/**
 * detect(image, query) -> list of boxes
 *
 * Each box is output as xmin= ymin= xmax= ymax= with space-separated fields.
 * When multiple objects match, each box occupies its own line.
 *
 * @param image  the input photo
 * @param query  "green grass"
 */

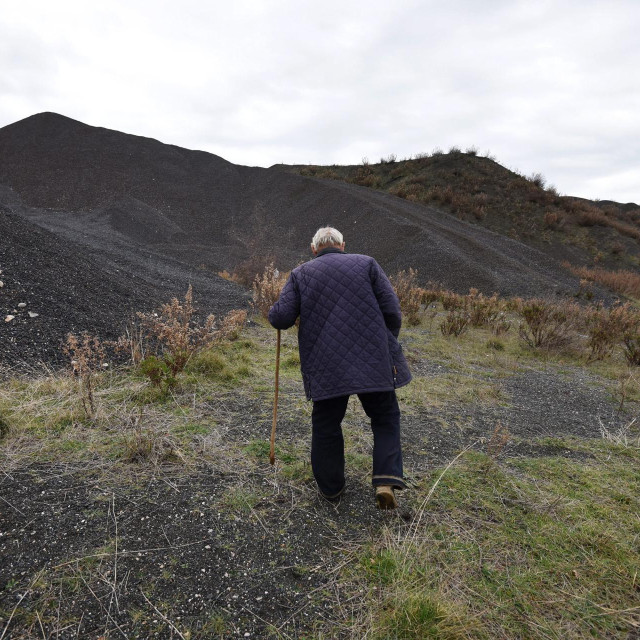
xmin=349 ymin=446 xmax=640 ymax=638
xmin=2 ymin=316 xmax=640 ymax=638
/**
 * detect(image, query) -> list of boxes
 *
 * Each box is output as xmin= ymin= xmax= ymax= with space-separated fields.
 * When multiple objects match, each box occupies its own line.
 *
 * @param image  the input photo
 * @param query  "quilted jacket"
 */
xmin=268 ymin=248 xmax=412 ymax=401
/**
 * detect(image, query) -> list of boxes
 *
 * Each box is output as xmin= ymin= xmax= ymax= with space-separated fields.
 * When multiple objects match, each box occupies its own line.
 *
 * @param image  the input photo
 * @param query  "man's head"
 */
xmin=311 ymin=227 xmax=345 ymax=255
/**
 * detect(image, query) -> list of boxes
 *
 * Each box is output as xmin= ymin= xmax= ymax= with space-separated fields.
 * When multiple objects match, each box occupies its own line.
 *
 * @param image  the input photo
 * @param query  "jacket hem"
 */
xmin=311 ymin=385 xmax=396 ymax=402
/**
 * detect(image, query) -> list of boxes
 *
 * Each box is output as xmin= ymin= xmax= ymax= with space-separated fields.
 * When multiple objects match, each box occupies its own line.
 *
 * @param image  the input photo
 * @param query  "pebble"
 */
xmin=28 ymin=312 xmax=39 ymax=318
xmin=17 ymin=303 xmax=27 ymax=308
xmin=0 ymin=281 xmax=3 ymax=288
xmin=4 ymin=315 xmax=14 ymax=322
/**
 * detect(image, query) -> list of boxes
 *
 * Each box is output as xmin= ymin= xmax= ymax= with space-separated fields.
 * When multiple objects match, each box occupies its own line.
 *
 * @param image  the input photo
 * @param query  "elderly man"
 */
xmin=268 ymin=227 xmax=411 ymax=509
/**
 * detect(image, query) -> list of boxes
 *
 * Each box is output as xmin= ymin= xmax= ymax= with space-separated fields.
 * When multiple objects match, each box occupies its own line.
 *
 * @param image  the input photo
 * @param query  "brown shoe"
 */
xmin=375 ymin=485 xmax=397 ymax=510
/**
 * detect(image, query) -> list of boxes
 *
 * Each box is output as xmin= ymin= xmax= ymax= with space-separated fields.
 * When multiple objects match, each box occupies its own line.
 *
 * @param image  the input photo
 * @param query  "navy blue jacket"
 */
xmin=268 ymin=248 xmax=412 ymax=401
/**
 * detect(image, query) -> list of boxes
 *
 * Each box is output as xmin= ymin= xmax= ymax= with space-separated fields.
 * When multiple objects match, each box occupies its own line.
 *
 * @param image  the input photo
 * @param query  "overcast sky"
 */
xmin=2 ymin=0 xmax=639 ymax=203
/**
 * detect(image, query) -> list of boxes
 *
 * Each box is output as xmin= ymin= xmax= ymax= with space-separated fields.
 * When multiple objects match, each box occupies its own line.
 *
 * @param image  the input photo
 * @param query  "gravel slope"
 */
xmin=0 ymin=205 xmax=248 ymax=369
xmin=0 ymin=113 xmax=588 ymax=296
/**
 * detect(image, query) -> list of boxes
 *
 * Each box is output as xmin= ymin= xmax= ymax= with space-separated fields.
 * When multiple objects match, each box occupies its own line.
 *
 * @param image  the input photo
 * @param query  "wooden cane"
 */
xmin=269 ymin=329 xmax=281 ymax=465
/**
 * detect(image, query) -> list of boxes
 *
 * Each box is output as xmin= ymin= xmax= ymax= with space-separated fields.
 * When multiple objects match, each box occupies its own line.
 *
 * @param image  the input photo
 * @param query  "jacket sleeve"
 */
xmin=370 ymin=260 xmax=402 ymax=337
xmin=268 ymin=272 xmax=300 ymax=330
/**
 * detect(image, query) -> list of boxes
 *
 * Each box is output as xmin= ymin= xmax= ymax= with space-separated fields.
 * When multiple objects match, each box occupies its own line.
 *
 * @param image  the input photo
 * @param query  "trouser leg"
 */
xmin=358 ymin=390 xmax=406 ymax=490
xmin=311 ymin=395 xmax=349 ymax=497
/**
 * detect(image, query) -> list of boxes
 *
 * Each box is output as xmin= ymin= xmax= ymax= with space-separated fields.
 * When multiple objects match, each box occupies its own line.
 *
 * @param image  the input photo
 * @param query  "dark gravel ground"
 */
xmin=398 ymin=366 xmax=623 ymax=472
xmin=0 ymin=112 xmax=594 ymax=296
xmin=0 ymin=462 xmax=394 ymax=639
xmin=0 ymin=335 xmax=630 ymax=638
xmin=0 ymin=112 xmax=611 ymax=370
xmin=0 ymin=205 xmax=248 ymax=370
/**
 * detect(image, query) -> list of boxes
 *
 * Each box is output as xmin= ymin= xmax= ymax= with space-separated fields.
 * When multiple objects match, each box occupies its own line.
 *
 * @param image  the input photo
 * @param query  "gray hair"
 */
xmin=311 ymin=226 xmax=344 ymax=250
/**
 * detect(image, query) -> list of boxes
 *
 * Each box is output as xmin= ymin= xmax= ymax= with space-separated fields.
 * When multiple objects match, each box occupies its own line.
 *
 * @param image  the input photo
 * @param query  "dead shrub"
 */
xmin=351 ymin=173 xmax=382 ymax=189
xmin=442 ymin=186 xmax=455 ymax=204
xmin=217 ymin=309 xmax=248 ymax=341
xmin=118 ymin=286 xmax=246 ymax=389
xmin=607 ymin=218 xmax=640 ymax=241
xmin=113 ymin=318 xmax=147 ymax=365
xmin=441 ymin=291 xmax=465 ymax=311
xmin=561 ymin=198 xmax=582 ymax=215
xmin=317 ymin=169 xmax=341 ymax=179
xmin=470 ymin=205 xmax=485 ymax=221
xmin=440 ymin=297 xmax=471 ymax=337
xmin=586 ymin=307 xmax=616 ymax=361
xmin=421 ymin=288 xmax=441 ymax=307
xmin=490 ymin=312 xmax=512 ymax=336
xmin=440 ymin=308 xmax=470 ymax=337
xmin=585 ymin=304 xmax=640 ymax=362
xmin=63 ymin=332 xmax=106 ymax=419
xmin=576 ymin=207 xmax=605 ymax=227
xmin=138 ymin=286 xmax=215 ymax=380
xmin=467 ymin=289 xmax=501 ymax=327
xmin=518 ymin=299 xmax=578 ymax=349
xmin=252 ymin=263 xmax=288 ymax=319
xmin=390 ymin=268 xmax=423 ymax=326
xmin=608 ymin=303 xmax=640 ymax=366
xmin=505 ymin=297 xmax=524 ymax=313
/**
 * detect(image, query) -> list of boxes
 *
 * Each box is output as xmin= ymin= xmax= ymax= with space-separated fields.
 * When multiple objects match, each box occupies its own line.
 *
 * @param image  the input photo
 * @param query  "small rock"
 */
xmin=0 ymin=281 xmax=4 ymax=288
xmin=4 ymin=315 xmax=15 ymax=322
xmin=28 ymin=312 xmax=39 ymax=318
xmin=17 ymin=303 xmax=27 ymax=308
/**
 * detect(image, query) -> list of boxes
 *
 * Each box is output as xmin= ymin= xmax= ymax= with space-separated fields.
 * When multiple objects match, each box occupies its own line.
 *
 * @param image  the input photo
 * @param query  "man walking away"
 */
xmin=268 ymin=227 xmax=411 ymax=509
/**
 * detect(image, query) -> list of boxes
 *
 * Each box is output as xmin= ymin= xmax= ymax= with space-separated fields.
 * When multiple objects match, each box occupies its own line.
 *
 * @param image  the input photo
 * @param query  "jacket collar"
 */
xmin=315 ymin=247 xmax=345 ymax=258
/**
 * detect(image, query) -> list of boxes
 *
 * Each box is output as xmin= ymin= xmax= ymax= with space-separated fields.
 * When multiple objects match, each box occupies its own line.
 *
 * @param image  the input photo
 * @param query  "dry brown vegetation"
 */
xmin=251 ymin=263 xmax=289 ymax=319
xmin=389 ymin=269 xmax=424 ymax=326
xmin=386 ymin=269 xmax=640 ymax=364
xmin=63 ymin=332 xmax=106 ymax=419
xmin=517 ymin=298 xmax=580 ymax=350
xmin=291 ymin=152 xmax=640 ymax=270
xmin=116 ymin=286 xmax=246 ymax=389
xmin=563 ymin=262 xmax=640 ymax=298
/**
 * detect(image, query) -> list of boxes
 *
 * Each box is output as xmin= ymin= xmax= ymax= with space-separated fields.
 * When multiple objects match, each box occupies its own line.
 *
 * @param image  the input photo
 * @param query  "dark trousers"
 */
xmin=311 ymin=390 xmax=406 ymax=497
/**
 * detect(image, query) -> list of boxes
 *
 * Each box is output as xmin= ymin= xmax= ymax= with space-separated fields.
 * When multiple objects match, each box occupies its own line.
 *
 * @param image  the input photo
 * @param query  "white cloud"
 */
xmin=0 ymin=0 xmax=638 ymax=203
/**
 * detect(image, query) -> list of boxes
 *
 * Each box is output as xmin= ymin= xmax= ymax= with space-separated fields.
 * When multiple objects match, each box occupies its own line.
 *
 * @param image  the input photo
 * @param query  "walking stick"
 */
xmin=270 ymin=329 xmax=281 ymax=465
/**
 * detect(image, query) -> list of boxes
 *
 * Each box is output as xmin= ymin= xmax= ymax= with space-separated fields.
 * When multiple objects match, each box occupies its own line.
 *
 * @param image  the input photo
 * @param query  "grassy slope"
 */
xmin=278 ymin=151 xmax=640 ymax=273
xmin=1 ymin=313 xmax=639 ymax=638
